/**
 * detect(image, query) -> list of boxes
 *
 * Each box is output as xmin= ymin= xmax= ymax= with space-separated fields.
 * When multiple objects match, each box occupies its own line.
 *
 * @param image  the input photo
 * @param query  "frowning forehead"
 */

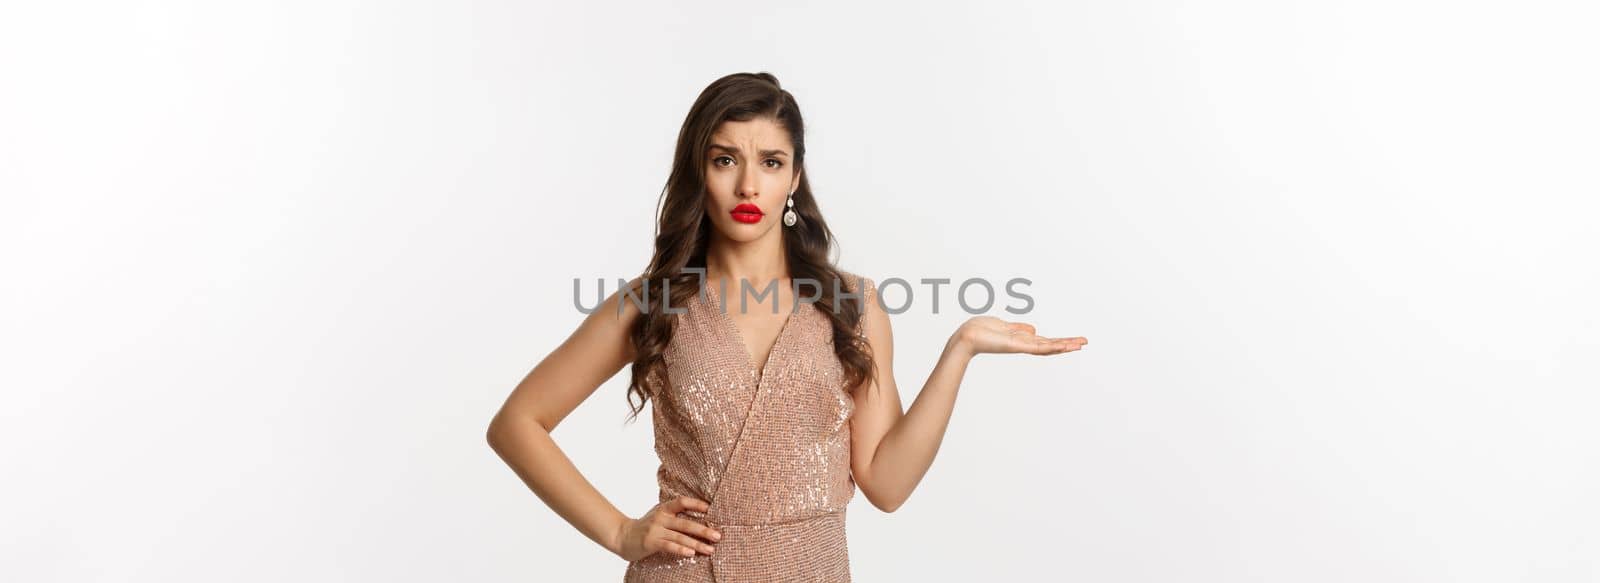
xmin=707 ymin=121 xmax=793 ymax=158
xmin=708 ymin=143 xmax=790 ymax=158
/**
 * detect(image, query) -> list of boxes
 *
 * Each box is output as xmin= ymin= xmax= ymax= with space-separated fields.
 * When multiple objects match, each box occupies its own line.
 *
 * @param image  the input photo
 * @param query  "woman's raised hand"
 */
xmin=955 ymin=316 xmax=1087 ymax=357
xmin=612 ymin=496 xmax=722 ymax=561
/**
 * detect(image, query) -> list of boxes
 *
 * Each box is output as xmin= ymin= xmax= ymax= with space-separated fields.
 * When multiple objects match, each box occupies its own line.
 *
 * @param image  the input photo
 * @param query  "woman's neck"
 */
xmin=704 ymin=231 xmax=789 ymax=288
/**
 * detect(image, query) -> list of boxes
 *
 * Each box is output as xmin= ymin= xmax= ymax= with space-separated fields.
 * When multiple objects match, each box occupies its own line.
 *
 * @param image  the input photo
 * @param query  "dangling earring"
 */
xmin=783 ymin=193 xmax=798 ymax=226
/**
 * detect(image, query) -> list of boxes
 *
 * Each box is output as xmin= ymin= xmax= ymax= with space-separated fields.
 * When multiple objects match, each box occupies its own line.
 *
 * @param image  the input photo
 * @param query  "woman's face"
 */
xmin=702 ymin=117 xmax=802 ymax=244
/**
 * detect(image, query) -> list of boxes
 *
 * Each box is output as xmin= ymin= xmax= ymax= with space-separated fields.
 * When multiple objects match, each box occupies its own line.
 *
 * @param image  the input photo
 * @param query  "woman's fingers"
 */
xmin=645 ymin=497 xmax=719 ymax=557
xmin=1006 ymin=333 xmax=1053 ymax=354
xmin=670 ymin=496 xmax=709 ymax=513
xmin=654 ymin=538 xmax=697 ymax=557
xmin=656 ymin=525 xmax=715 ymax=555
xmin=667 ymin=516 xmax=722 ymax=544
xmin=661 ymin=496 xmax=710 ymax=516
xmin=1051 ymin=337 xmax=1088 ymax=353
xmin=1032 ymin=337 xmax=1065 ymax=355
xmin=1043 ymin=336 xmax=1087 ymax=352
xmin=1007 ymin=332 xmax=1087 ymax=355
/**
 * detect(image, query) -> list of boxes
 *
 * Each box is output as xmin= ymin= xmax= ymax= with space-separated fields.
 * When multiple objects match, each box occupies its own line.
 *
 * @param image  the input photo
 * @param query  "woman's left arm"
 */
xmin=849 ymin=281 xmax=1087 ymax=512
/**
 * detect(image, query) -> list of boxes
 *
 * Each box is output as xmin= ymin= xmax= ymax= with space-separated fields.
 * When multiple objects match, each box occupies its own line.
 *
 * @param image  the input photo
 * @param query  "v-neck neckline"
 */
xmin=704 ymin=278 xmax=799 ymax=385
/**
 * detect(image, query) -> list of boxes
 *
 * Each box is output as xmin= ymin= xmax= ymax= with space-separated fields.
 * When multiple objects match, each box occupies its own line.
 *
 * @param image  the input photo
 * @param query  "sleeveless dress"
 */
xmin=623 ymin=273 xmax=878 ymax=583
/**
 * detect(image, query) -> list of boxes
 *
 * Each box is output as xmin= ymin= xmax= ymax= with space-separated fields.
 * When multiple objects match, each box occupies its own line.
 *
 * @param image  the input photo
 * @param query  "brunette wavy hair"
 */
xmin=622 ymin=72 xmax=875 ymax=422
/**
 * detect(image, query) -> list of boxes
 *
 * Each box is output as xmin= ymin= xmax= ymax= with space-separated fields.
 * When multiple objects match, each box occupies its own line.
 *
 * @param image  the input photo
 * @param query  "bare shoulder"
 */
xmin=592 ymin=276 xmax=651 ymax=355
xmin=831 ymin=268 xmax=887 ymax=337
xmin=831 ymin=269 xmax=878 ymax=300
xmin=603 ymin=276 xmax=651 ymax=321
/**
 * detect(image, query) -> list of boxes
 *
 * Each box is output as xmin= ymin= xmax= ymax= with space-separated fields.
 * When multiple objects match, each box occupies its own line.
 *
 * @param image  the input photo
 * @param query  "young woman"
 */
xmin=487 ymin=72 xmax=1087 ymax=582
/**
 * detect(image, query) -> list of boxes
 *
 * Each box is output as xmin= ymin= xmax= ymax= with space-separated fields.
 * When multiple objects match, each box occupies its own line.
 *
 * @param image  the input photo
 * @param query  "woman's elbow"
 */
xmin=872 ymin=496 xmax=907 ymax=513
xmin=860 ymin=483 xmax=907 ymax=513
xmin=485 ymin=418 xmax=508 ymax=451
xmin=485 ymin=411 xmax=521 ymax=451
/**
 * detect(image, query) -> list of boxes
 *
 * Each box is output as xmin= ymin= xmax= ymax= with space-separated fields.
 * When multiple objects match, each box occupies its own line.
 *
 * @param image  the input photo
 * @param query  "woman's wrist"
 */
xmin=605 ymin=511 xmax=630 ymax=557
xmin=945 ymin=327 xmax=977 ymax=361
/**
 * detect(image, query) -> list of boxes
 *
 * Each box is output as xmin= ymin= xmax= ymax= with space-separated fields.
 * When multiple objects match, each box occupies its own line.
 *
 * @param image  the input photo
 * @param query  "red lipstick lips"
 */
xmin=730 ymin=203 xmax=764 ymax=224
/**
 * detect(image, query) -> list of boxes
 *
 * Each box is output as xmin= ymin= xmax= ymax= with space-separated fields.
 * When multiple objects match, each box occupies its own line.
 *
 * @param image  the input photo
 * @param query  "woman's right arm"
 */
xmin=485 ymin=278 xmax=720 ymax=560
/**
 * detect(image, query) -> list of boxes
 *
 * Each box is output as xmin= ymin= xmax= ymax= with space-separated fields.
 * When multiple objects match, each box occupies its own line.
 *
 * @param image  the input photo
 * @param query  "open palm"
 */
xmin=958 ymin=316 xmax=1087 ymax=356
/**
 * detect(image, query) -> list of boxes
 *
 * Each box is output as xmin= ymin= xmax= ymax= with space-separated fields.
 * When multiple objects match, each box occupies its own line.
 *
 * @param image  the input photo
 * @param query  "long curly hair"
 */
xmin=623 ymin=72 xmax=875 ymax=422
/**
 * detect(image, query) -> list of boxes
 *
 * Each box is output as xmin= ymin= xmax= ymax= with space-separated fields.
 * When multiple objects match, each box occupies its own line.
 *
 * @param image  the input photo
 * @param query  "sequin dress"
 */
xmin=623 ymin=273 xmax=877 ymax=583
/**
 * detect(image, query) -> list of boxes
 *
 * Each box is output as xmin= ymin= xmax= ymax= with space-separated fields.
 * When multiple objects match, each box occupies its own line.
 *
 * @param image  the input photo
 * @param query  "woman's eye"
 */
xmin=711 ymin=156 xmax=780 ymax=169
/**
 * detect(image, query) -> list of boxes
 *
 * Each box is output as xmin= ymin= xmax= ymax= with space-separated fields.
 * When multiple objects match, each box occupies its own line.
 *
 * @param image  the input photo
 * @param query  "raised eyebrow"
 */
xmin=708 ymin=143 xmax=791 ymax=158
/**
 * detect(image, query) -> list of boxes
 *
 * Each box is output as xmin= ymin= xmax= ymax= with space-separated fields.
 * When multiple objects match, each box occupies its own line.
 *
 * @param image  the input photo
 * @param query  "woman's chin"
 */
xmin=715 ymin=221 xmax=773 ymax=242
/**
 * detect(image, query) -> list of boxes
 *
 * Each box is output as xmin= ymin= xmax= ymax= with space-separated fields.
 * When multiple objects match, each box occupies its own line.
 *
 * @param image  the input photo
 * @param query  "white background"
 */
xmin=3 ymin=1 xmax=1596 ymax=581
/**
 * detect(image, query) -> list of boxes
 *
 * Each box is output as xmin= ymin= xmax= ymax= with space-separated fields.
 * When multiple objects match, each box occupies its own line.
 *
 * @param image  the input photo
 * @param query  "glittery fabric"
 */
xmin=623 ymin=273 xmax=877 ymax=583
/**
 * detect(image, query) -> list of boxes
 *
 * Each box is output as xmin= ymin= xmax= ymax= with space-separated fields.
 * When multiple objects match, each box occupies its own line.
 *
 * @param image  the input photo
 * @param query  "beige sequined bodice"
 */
xmin=624 ymin=274 xmax=876 ymax=583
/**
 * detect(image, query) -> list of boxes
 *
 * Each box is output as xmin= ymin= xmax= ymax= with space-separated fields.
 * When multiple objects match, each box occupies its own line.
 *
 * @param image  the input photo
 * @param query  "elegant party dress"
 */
xmin=623 ymin=273 xmax=877 ymax=583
